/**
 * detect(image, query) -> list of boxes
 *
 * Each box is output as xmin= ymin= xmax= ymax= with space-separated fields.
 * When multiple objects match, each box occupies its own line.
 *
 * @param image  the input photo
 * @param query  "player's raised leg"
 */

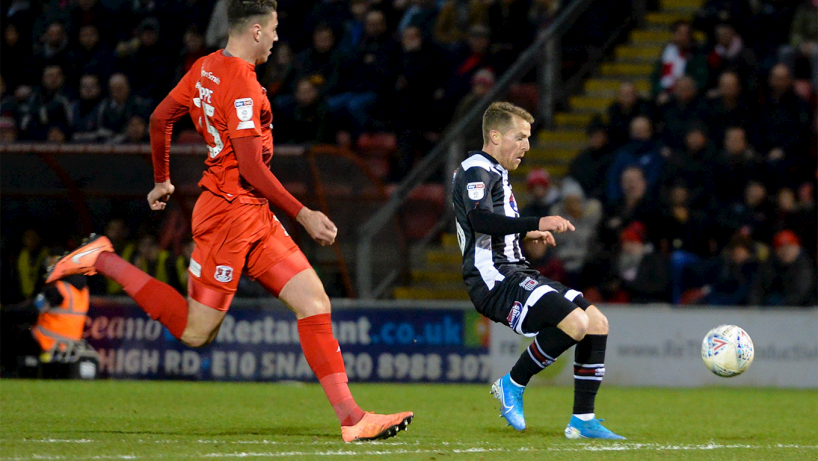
xmin=46 ymin=234 xmax=226 ymax=347
xmin=493 ymin=290 xmax=588 ymax=431
xmin=565 ymin=305 xmax=625 ymax=440
xmin=255 ymin=260 xmax=413 ymax=442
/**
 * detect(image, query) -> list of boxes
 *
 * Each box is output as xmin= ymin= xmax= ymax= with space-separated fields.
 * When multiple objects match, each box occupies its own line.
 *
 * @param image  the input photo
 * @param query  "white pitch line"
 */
xmin=3 ymin=442 xmax=817 ymax=460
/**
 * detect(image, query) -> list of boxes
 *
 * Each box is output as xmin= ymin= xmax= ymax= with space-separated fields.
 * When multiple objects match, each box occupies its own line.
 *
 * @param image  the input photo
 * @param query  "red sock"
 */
xmin=95 ymin=252 xmax=188 ymax=339
xmin=298 ymin=313 xmax=365 ymax=426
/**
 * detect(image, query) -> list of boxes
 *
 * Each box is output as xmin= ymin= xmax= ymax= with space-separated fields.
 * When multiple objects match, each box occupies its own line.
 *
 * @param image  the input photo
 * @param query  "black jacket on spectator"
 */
xmin=662 ymin=146 xmax=720 ymax=209
xmin=714 ymin=150 xmax=763 ymax=205
xmin=704 ymin=96 xmax=755 ymax=149
xmin=607 ymin=98 xmax=653 ymax=148
xmin=717 ymin=199 xmax=775 ymax=244
xmin=749 ymin=251 xmax=817 ymax=307
xmin=620 ymin=250 xmax=672 ymax=303
xmin=66 ymin=42 xmax=115 ymax=86
xmin=18 ymin=87 xmax=73 ymax=139
xmin=96 ymin=95 xmax=149 ymax=139
xmin=121 ymin=43 xmax=172 ymax=103
xmin=658 ymin=96 xmax=707 ymax=151
xmin=755 ymin=90 xmax=811 ymax=157
xmin=567 ymin=143 xmax=617 ymax=201
xmin=700 ymin=255 xmax=759 ymax=306
xmin=334 ymin=35 xmax=398 ymax=95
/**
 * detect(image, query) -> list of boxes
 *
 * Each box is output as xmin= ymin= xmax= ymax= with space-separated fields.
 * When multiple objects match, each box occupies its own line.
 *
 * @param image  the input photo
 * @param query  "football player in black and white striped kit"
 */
xmin=451 ymin=102 xmax=624 ymax=440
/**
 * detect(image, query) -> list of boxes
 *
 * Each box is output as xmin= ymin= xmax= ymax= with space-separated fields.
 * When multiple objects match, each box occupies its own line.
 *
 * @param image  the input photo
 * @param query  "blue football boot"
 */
xmin=564 ymin=415 xmax=626 ymax=440
xmin=490 ymin=374 xmax=526 ymax=431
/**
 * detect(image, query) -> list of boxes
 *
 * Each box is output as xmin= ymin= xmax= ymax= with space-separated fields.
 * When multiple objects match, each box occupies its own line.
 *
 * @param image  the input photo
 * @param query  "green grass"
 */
xmin=1 ymin=380 xmax=816 ymax=460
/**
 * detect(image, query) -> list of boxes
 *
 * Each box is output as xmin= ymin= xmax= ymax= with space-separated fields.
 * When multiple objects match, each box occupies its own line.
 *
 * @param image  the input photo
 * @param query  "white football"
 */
xmin=701 ymin=325 xmax=754 ymax=377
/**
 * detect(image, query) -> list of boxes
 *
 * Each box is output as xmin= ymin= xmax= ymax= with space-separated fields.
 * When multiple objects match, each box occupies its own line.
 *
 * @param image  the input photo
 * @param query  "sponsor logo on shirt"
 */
xmin=509 ymin=192 xmax=519 ymax=214
xmin=467 ymin=182 xmax=485 ymax=200
xmin=507 ymin=301 xmax=523 ymax=331
xmin=214 ymin=265 xmax=234 ymax=283
xmin=201 ymin=69 xmax=221 ymax=84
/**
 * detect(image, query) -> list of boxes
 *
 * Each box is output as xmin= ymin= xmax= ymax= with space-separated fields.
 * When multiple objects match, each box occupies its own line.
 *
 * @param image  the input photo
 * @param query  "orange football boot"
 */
xmin=45 ymin=234 xmax=114 ymax=283
xmin=341 ymin=411 xmax=414 ymax=443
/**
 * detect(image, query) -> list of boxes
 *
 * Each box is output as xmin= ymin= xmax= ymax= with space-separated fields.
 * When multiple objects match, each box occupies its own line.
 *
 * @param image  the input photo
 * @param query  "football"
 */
xmin=701 ymin=325 xmax=755 ymax=377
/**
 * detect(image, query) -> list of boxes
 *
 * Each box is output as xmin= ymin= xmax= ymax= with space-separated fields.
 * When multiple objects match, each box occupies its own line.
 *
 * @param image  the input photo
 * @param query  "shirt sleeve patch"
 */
xmin=237 ymin=121 xmax=256 ymax=130
xmin=467 ymin=182 xmax=485 ymax=200
xmin=235 ymin=98 xmax=254 ymax=121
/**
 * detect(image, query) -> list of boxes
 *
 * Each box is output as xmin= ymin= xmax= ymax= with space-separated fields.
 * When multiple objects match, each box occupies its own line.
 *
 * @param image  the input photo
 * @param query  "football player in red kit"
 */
xmin=47 ymin=0 xmax=412 ymax=442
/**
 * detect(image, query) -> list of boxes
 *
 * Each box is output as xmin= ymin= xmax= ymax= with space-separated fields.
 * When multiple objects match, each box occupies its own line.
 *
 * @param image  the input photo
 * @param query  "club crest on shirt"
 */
xmin=467 ymin=182 xmax=485 ymax=200
xmin=519 ymin=276 xmax=538 ymax=291
xmin=507 ymin=301 xmax=523 ymax=330
xmin=235 ymin=98 xmax=253 ymax=122
xmin=214 ymin=265 xmax=234 ymax=283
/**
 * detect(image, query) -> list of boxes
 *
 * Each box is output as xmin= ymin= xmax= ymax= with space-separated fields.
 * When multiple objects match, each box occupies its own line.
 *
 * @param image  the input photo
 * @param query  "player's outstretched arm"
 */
xmin=538 ymin=216 xmax=575 ymax=234
xmin=148 ymin=95 xmax=189 ymax=210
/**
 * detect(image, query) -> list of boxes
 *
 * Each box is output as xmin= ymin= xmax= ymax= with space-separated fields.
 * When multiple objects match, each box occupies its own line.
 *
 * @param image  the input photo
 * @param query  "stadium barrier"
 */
xmin=83 ymin=298 xmax=816 ymax=388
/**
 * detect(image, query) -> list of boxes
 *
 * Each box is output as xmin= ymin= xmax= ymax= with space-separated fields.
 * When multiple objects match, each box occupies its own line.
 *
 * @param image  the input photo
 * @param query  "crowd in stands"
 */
xmin=520 ymin=0 xmax=818 ymax=307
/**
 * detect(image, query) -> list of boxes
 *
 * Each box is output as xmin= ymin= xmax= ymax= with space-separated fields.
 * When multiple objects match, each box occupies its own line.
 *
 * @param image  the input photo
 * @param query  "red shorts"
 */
xmin=188 ymin=190 xmax=311 ymax=310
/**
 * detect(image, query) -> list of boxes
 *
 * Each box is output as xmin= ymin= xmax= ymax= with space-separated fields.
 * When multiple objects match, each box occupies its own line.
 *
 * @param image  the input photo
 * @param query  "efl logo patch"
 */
xmin=467 ymin=182 xmax=485 ymax=200
xmin=214 ymin=265 xmax=234 ymax=283
xmin=506 ymin=301 xmax=523 ymax=330
xmin=235 ymin=98 xmax=254 ymax=127
xmin=519 ymin=277 xmax=538 ymax=291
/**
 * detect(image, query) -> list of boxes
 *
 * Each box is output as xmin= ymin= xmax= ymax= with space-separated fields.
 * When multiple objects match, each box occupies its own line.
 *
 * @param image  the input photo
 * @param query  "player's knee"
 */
xmin=590 ymin=309 xmax=609 ymax=335
xmin=180 ymin=332 xmax=210 ymax=348
xmin=560 ymin=309 xmax=589 ymax=341
xmin=301 ymin=292 xmax=331 ymax=318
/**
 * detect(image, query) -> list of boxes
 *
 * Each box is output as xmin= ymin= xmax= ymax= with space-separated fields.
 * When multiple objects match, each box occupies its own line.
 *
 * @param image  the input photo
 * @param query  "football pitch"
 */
xmin=1 ymin=380 xmax=816 ymax=460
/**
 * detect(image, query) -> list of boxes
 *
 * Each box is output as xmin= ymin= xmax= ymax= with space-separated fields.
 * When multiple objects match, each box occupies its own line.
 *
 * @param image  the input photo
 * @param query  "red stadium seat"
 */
xmin=357 ymin=132 xmax=397 ymax=157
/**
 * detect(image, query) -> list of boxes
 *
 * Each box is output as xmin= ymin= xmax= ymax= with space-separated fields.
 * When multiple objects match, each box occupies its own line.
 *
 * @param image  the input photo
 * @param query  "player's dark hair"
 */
xmin=481 ymin=102 xmax=534 ymax=145
xmin=227 ymin=0 xmax=278 ymax=35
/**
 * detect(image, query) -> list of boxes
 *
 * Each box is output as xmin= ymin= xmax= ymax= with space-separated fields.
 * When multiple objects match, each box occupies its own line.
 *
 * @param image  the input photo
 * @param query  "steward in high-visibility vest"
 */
xmin=31 ymin=275 xmax=89 ymax=358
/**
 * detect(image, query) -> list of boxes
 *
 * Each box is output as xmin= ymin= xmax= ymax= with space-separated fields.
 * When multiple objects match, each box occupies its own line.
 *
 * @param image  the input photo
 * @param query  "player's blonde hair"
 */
xmin=482 ymin=102 xmax=534 ymax=145
xmin=227 ymin=0 xmax=278 ymax=35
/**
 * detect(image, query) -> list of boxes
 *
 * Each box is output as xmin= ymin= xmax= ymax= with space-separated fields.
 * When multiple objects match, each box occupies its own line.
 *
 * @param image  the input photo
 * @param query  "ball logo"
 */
xmin=711 ymin=337 xmax=728 ymax=352
xmin=214 ymin=265 xmax=234 ymax=283
xmin=506 ymin=301 xmax=523 ymax=330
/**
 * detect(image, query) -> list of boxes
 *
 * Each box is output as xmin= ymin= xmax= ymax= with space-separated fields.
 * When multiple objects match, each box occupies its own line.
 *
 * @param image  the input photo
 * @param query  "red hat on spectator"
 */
xmin=620 ymin=221 xmax=647 ymax=244
xmin=526 ymin=167 xmax=550 ymax=190
xmin=773 ymin=230 xmax=800 ymax=249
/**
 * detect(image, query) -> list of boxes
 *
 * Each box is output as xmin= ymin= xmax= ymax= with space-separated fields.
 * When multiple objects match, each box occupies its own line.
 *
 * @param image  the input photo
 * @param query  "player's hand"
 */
xmin=524 ymin=230 xmax=556 ymax=247
xmin=147 ymin=180 xmax=175 ymax=210
xmin=538 ymin=215 xmax=575 ymax=233
xmin=297 ymin=207 xmax=338 ymax=246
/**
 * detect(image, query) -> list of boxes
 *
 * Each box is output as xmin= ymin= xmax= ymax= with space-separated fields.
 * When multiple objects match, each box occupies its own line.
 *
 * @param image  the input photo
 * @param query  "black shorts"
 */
xmin=480 ymin=267 xmax=591 ymax=337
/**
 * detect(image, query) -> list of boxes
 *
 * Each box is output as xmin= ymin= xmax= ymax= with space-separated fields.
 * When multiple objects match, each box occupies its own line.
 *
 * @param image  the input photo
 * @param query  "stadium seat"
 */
xmin=357 ymin=132 xmax=398 ymax=157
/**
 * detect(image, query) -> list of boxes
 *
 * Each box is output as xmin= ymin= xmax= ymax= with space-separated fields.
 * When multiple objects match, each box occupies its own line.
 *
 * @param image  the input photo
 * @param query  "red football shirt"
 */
xmin=169 ymin=50 xmax=274 ymax=204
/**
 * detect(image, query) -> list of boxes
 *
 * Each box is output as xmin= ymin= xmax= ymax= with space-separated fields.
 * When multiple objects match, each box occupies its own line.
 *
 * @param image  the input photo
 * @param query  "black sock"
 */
xmin=510 ymin=327 xmax=577 ymax=386
xmin=573 ymin=334 xmax=607 ymax=415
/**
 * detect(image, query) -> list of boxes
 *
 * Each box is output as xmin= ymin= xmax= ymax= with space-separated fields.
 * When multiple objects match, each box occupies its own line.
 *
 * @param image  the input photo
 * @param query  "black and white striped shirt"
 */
xmin=452 ymin=151 xmax=539 ymax=304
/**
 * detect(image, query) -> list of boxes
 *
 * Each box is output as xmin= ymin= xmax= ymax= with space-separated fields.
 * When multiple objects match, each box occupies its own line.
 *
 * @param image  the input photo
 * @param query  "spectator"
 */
xmin=751 ymin=0 xmax=799 ymax=67
xmin=275 ymin=77 xmax=332 ymax=144
xmin=521 ymin=167 xmax=559 ymax=218
xmin=566 ymin=122 xmax=615 ymax=201
xmin=110 ymin=115 xmax=149 ymax=144
xmin=651 ymin=20 xmax=708 ymax=103
xmin=2 ymin=23 xmax=32 ymax=92
xmin=338 ymin=0 xmax=369 ymax=53
xmin=522 ymin=238 xmax=567 ymax=285
xmin=690 ymin=233 xmax=759 ymax=306
xmin=705 ymin=23 xmax=758 ymax=92
xmin=434 ymin=0 xmax=489 ymax=47
xmin=0 ymin=116 xmax=18 ymax=142
xmin=1 ymin=84 xmax=36 ymax=138
xmin=71 ymin=74 xmax=104 ymax=142
xmin=605 ymin=116 xmax=666 ymax=205
xmin=615 ymin=221 xmax=671 ymax=303
xmin=749 ymin=230 xmax=817 ymax=306
xmin=398 ymin=0 xmax=440 ymax=38
xmin=704 ymin=71 xmax=755 ymax=149
xmin=452 ymin=68 xmax=496 ymax=150
xmin=68 ymin=0 xmax=114 ymax=43
xmin=662 ymin=125 xmax=719 ymax=208
xmin=328 ymin=10 xmax=398 ymax=135
xmin=204 ymin=0 xmax=229 ymax=49
xmin=164 ymin=0 xmax=217 ymax=46
xmin=658 ymin=75 xmax=707 ymax=151
xmin=96 ymin=73 xmax=149 ymax=141
xmin=717 ymin=180 xmax=775 ymax=244
xmin=488 ymin=0 xmax=534 ymax=70
xmin=600 ymin=165 xmax=660 ymax=248
xmin=606 ymin=81 xmax=653 ymax=148
xmin=693 ymin=0 xmax=753 ymax=39
xmin=116 ymin=17 xmax=172 ymax=103
xmin=175 ymin=25 xmax=210 ymax=84
xmin=293 ymin=23 xmax=343 ymax=91
xmin=67 ymin=24 xmax=115 ymax=86
xmin=101 ymin=218 xmax=136 ymax=295
xmin=756 ymin=63 xmax=812 ymax=186
xmin=19 ymin=65 xmax=73 ymax=140
xmin=32 ymin=21 xmax=71 ymax=78
xmin=443 ymin=25 xmax=493 ymax=114
xmin=715 ymin=126 xmax=762 ymax=204
xmin=548 ymin=179 xmax=602 ymax=286
xmin=131 ymin=234 xmax=182 ymax=294
xmin=15 ymin=229 xmax=49 ymax=301
xmin=781 ymin=0 xmax=818 ymax=86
